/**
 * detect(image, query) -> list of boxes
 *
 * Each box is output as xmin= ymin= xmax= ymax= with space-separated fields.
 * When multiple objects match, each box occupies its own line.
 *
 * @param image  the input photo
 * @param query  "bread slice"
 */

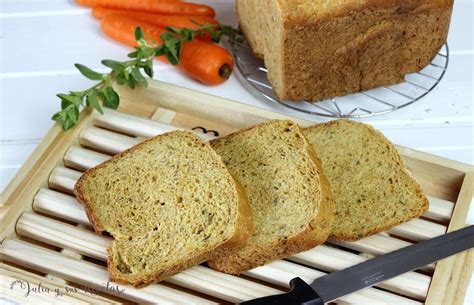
xmin=75 ymin=131 xmax=252 ymax=286
xmin=237 ymin=0 xmax=452 ymax=101
xmin=207 ymin=120 xmax=333 ymax=274
xmin=303 ymin=120 xmax=429 ymax=241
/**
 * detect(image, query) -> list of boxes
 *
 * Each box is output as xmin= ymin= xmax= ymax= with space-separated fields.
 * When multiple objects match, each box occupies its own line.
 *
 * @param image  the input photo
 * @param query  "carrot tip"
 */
xmin=219 ymin=63 xmax=233 ymax=80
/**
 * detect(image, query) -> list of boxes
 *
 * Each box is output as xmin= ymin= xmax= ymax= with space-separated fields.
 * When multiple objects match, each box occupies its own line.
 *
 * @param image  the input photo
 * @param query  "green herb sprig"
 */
xmin=53 ymin=24 xmax=242 ymax=130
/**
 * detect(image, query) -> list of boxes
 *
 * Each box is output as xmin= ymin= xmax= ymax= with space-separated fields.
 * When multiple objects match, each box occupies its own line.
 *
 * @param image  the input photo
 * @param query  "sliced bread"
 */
xmin=207 ymin=120 xmax=333 ymax=274
xmin=303 ymin=120 xmax=429 ymax=241
xmin=75 ymin=131 xmax=252 ymax=286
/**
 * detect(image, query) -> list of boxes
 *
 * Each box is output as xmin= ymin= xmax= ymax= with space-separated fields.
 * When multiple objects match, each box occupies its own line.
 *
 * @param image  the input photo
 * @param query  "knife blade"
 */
xmin=239 ymin=225 xmax=474 ymax=305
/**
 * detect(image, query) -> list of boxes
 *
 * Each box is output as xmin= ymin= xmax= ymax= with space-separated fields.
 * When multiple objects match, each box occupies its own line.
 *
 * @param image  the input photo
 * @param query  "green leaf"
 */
xmin=103 ymin=87 xmax=120 ymax=109
xmin=63 ymin=117 xmax=75 ymax=131
xmin=155 ymin=45 xmax=166 ymax=56
xmin=51 ymin=111 xmax=63 ymax=121
xmin=144 ymin=61 xmax=154 ymax=78
xmin=160 ymin=32 xmax=175 ymax=42
xmin=131 ymin=67 xmax=148 ymax=87
xmin=165 ymin=41 xmax=181 ymax=66
xmin=141 ymin=46 xmax=156 ymax=58
xmin=127 ymin=78 xmax=136 ymax=89
xmin=57 ymin=93 xmax=79 ymax=105
xmin=74 ymin=64 xmax=104 ymax=81
xmin=61 ymin=99 xmax=72 ymax=110
xmin=211 ymin=31 xmax=221 ymax=43
xmin=128 ymin=51 xmax=139 ymax=58
xmin=181 ymin=28 xmax=193 ymax=41
xmin=102 ymin=59 xmax=125 ymax=70
xmin=116 ymin=73 xmax=127 ymax=85
xmin=68 ymin=106 xmax=80 ymax=123
xmin=87 ymin=90 xmax=103 ymax=114
xmin=165 ymin=26 xmax=180 ymax=34
xmin=135 ymin=27 xmax=145 ymax=42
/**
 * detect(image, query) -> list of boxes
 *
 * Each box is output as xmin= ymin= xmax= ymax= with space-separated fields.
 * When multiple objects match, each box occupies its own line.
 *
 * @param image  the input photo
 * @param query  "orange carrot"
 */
xmin=76 ymin=0 xmax=215 ymax=17
xmin=100 ymin=15 xmax=233 ymax=85
xmin=92 ymin=7 xmax=218 ymax=42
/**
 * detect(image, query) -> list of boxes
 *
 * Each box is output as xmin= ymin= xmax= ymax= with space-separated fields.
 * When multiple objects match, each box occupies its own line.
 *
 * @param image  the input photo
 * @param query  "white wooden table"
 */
xmin=1 ymin=1 xmax=473 ymax=304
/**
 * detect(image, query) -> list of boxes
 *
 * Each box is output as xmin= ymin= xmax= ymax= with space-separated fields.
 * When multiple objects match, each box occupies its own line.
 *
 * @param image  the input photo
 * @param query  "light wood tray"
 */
xmin=1 ymin=80 xmax=473 ymax=305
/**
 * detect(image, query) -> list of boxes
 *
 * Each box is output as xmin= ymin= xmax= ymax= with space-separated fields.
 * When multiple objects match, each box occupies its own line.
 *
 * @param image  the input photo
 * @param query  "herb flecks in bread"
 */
xmin=208 ymin=120 xmax=333 ymax=274
xmin=75 ymin=131 xmax=252 ymax=286
xmin=303 ymin=120 xmax=429 ymax=241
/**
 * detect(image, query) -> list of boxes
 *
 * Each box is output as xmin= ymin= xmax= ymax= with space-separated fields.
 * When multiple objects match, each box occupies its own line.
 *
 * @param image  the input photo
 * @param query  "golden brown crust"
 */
xmin=238 ymin=0 xmax=453 ymax=101
xmin=75 ymin=130 xmax=253 ymax=286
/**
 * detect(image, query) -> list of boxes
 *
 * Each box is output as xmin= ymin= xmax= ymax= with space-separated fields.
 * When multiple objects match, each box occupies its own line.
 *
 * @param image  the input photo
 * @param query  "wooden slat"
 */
xmin=0 ymin=239 xmax=218 ymax=305
xmin=33 ymin=188 xmax=90 ymax=226
xmin=330 ymin=235 xmax=435 ymax=273
xmin=95 ymin=108 xmax=215 ymax=141
xmin=290 ymin=245 xmax=431 ymax=300
xmin=64 ymin=146 xmax=108 ymax=172
xmin=79 ymin=127 xmax=137 ymax=155
xmin=388 ymin=218 xmax=446 ymax=241
xmin=425 ymin=196 xmax=454 ymax=223
xmin=94 ymin=108 xmax=180 ymax=138
xmin=48 ymin=167 xmax=82 ymax=195
xmin=17 ymin=212 xmax=108 ymax=260
xmin=15 ymin=212 xmax=417 ymax=304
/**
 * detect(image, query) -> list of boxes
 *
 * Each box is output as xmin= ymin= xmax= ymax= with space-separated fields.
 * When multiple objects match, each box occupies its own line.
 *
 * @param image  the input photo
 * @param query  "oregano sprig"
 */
xmin=52 ymin=24 xmax=242 ymax=130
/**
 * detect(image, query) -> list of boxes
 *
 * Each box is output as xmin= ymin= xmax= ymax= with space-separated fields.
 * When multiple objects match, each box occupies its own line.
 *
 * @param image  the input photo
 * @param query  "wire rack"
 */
xmin=232 ymin=42 xmax=449 ymax=118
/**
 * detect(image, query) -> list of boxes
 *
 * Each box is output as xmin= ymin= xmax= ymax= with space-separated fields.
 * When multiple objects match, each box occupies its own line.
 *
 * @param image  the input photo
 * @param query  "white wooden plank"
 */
xmin=33 ymin=188 xmax=90 ymax=226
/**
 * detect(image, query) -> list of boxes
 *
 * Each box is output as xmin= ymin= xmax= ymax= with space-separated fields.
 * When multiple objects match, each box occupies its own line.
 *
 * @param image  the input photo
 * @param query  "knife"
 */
xmin=240 ymin=225 xmax=474 ymax=305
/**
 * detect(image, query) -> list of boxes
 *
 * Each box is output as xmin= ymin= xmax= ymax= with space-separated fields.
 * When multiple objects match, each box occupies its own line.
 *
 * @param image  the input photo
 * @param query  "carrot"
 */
xmin=76 ymin=0 xmax=215 ymax=17
xmin=92 ymin=8 xmax=218 ymax=42
xmin=100 ymin=15 xmax=233 ymax=85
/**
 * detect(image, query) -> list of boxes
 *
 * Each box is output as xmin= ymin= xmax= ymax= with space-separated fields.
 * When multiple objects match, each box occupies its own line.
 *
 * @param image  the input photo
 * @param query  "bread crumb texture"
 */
xmin=75 ymin=131 xmax=249 ymax=286
xmin=303 ymin=120 xmax=429 ymax=241
xmin=208 ymin=120 xmax=333 ymax=274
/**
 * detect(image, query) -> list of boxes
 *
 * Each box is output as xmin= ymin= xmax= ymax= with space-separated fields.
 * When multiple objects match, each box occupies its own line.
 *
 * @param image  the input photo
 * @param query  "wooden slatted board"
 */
xmin=1 ymin=80 xmax=473 ymax=305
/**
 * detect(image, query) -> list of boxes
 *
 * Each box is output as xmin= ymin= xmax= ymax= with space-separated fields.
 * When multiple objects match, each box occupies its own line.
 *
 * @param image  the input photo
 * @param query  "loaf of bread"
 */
xmin=75 ymin=131 xmax=252 ymax=286
xmin=303 ymin=120 xmax=429 ymax=240
xmin=237 ymin=0 xmax=453 ymax=101
xmin=207 ymin=120 xmax=333 ymax=274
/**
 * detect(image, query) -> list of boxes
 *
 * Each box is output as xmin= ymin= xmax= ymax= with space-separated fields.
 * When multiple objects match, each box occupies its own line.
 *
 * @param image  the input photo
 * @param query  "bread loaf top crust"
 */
xmin=277 ymin=0 xmax=452 ymax=23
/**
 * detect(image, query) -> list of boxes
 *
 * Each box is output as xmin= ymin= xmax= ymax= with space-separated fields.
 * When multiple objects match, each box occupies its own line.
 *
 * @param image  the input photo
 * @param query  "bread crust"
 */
xmin=75 ymin=131 xmax=253 ymax=286
xmin=304 ymin=120 xmax=429 ymax=241
xmin=207 ymin=120 xmax=333 ymax=274
xmin=237 ymin=0 xmax=453 ymax=101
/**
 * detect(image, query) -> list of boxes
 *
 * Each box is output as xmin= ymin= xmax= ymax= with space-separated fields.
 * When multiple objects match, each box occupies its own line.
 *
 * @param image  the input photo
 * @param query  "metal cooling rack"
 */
xmin=232 ymin=42 xmax=449 ymax=118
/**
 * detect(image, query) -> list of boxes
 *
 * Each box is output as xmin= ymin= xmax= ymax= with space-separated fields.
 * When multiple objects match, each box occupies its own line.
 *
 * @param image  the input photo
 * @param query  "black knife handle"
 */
xmin=238 ymin=277 xmax=324 ymax=305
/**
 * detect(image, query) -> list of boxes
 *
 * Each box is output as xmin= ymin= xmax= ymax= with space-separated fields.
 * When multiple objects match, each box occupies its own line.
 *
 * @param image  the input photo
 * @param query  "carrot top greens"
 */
xmin=52 ymin=24 xmax=242 ymax=131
